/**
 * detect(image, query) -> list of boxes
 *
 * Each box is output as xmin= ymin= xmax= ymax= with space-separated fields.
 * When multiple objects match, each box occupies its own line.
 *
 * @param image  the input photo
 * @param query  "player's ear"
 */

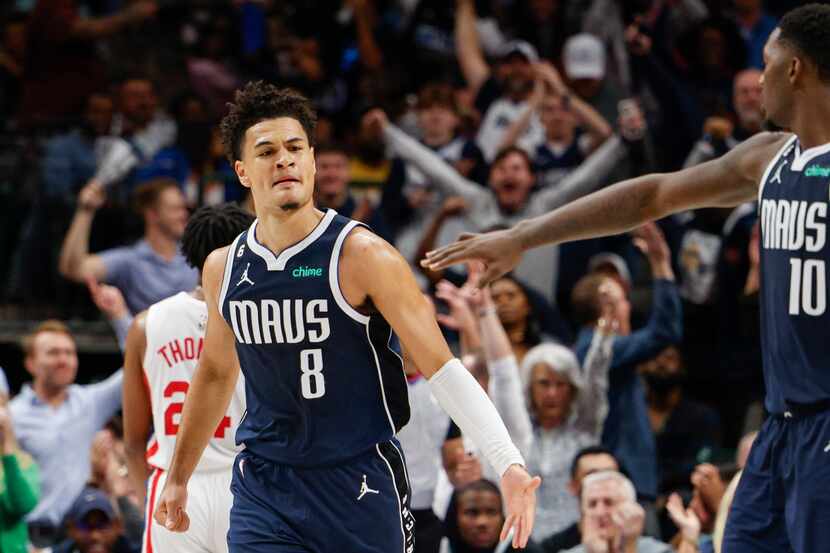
xmin=235 ymin=160 xmax=251 ymax=189
xmin=788 ymin=55 xmax=801 ymax=84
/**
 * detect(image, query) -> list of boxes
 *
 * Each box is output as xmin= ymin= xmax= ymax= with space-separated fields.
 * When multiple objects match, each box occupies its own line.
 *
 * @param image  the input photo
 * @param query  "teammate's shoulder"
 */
xmin=734 ymin=131 xmax=793 ymax=155
xmin=205 ymin=244 xmax=234 ymax=271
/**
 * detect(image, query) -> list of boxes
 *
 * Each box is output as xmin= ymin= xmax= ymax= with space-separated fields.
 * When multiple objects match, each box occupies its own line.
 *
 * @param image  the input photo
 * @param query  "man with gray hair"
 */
xmin=563 ymin=471 xmax=671 ymax=553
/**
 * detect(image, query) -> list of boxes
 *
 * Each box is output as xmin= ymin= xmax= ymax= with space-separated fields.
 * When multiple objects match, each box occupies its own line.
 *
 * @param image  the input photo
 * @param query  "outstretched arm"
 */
xmin=153 ymin=247 xmax=240 ymax=532
xmin=341 ymin=228 xmax=541 ymax=548
xmin=424 ymin=131 xmax=788 ymax=283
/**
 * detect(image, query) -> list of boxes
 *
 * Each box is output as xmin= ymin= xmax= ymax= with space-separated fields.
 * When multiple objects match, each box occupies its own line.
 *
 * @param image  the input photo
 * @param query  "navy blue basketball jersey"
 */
xmin=218 ymin=209 xmax=410 ymax=465
xmin=759 ymin=135 xmax=830 ymax=413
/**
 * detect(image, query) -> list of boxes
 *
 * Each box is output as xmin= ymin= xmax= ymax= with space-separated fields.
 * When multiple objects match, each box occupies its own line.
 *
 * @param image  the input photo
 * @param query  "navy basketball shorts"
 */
xmin=228 ymin=440 xmax=415 ymax=553
xmin=723 ymin=409 xmax=830 ymax=553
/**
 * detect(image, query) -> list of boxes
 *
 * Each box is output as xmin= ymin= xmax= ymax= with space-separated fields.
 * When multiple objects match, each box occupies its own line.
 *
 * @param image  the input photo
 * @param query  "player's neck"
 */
xmin=792 ymin=93 xmax=830 ymax=149
xmin=256 ymin=204 xmax=325 ymax=255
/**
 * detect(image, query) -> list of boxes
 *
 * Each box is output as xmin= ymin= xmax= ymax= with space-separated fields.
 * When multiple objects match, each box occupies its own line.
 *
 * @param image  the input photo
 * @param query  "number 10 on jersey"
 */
xmin=789 ymin=258 xmax=827 ymax=316
xmin=300 ymin=349 xmax=326 ymax=399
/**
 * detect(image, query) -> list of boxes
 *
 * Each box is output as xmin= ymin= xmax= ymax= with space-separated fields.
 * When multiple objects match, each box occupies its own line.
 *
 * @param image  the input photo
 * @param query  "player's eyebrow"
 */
xmin=254 ymin=137 xmax=305 ymax=148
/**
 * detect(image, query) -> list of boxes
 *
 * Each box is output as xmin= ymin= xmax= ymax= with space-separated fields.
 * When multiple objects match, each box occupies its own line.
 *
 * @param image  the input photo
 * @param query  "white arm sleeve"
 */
xmin=428 ymin=358 xmax=525 ymax=477
xmin=489 ymin=356 xmax=533 ymax=460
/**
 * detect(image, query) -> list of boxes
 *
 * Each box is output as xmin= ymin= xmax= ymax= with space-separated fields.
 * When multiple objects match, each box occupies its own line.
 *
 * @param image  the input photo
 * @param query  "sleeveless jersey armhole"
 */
xmin=329 ymin=221 xmax=371 ymax=325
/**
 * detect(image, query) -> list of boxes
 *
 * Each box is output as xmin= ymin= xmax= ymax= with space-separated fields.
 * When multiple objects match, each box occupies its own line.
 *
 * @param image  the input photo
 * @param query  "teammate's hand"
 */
xmin=422 ymin=229 xmax=524 ymax=287
xmin=154 ymin=482 xmax=190 ymax=532
xmin=499 ymin=464 xmax=542 ymax=549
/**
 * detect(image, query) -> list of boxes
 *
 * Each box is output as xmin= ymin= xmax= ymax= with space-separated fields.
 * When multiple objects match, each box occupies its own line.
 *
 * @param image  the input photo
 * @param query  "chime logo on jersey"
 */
xmin=228 ymin=298 xmax=331 ymax=344
xmin=761 ymin=198 xmax=828 ymax=316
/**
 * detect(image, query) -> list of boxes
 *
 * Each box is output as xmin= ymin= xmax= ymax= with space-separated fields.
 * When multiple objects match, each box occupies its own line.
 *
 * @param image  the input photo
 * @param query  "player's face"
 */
xmin=456 ymin=489 xmax=504 ymax=549
xmin=152 ymin=187 xmax=189 ymax=240
xmin=26 ymin=331 xmax=78 ymax=391
xmin=760 ymin=28 xmax=795 ymax=128
xmin=530 ymin=363 xmax=575 ymax=429
xmin=236 ymin=118 xmax=316 ymax=215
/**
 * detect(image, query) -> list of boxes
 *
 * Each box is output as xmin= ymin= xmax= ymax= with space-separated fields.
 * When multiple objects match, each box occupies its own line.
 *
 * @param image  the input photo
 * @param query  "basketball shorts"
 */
xmin=144 ymin=467 xmax=233 ymax=553
xmin=723 ymin=407 xmax=830 ymax=553
xmin=228 ymin=440 xmax=415 ymax=553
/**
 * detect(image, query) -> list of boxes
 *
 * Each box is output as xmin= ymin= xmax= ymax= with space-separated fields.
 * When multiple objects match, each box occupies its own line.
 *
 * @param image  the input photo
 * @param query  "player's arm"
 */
xmin=153 ymin=246 xmax=241 ymax=532
xmin=424 ymin=132 xmax=790 ymax=283
xmin=341 ymin=229 xmax=541 ymax=548
xmin=122 ymin=310 xmax=151 ymax=506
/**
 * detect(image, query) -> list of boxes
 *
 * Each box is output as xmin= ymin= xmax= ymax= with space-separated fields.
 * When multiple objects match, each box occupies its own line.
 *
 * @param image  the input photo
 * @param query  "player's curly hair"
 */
xmin=181 ymin=203 xmax=255 ymax=272
xmin=219 ymin=81 xmax=317 ymax=163
xmin=779 ymin=3 xmax=830 ymax=83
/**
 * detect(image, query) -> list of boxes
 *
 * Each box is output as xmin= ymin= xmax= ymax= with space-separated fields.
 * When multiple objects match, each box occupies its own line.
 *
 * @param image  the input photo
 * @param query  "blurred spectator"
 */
xmin=710 ymin=431 xmax=757 ymax=553
xmin=732 ymin=0 xmax=777 ymax=70
xmin=571 ymin=223 xmax=682 ymax=504
xmin=185 ymin=14 xmax=240 ymax=119
xmin=520 ymin=326 xmax=614 ymax=539
xmin=313 ymin=142 xmax=390 ymax=239
xmin=52 ymin=487 xmax=135 ymax=553
xmin=566 ymin=471 xmax=671 ymax=553
xmin=58 ymin=178 xmax=197 ymax=314
xmin=0 ymin=11 xmax=26 ymax=123
xmin=19 ymin=0 xmax=157 ymax=128
xmin=665 ymin=461 xmax=734 ymax=553
xmin=10 ymin=320 xmax=122 ymax=547
xmin=454 ymin=0 xmax=543 ymax=163
xmin=538 ymin=446 xmax=620 ymax=553
xmin=561 ymin=34 xmax=623 ymax=126
xmin=640 ymin=347 xmax=720 ymax=495
xmin=369 ymin=108 xmax=631 ymax=301
xmin=0 ymin=380 xmax=40 ymax=553
xmin=491 ymin=276 xmax=550 ymax=363
xmin=442 ymin=479 xmax=543 ymax=553
xmin=498 ymin=62 xmax=613 ymax=189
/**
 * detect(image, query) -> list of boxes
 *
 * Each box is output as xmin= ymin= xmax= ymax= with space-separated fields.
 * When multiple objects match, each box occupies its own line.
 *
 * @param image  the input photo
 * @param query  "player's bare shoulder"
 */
xmin=722 ymin=131 xmax=794 ymax=185
xmin=339 ymin=226 xmax=412 ymax=298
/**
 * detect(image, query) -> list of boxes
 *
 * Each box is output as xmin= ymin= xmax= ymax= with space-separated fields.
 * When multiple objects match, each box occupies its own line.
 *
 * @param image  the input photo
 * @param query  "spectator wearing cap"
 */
xmin=570 ymin=223 xmax=682 ymax=508
xmin=562 ymin=34 xmax=623 ymax=127
xmin=58 ymin=178 xmax=197 ymax=316
xmin=0 ymin=368 xmax=40 ymax=553
xmin=454 ymin=0 xmax=546 ymax=162
xmin=53 ymin=487 xmax=133 ymax=553
xmin=10 ymin=321 xmax=122 ymax=548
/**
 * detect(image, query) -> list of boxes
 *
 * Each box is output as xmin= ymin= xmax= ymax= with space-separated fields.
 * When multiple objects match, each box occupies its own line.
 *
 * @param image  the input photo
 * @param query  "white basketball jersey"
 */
xmin=143 ymin=292 xmax=245 ymax=472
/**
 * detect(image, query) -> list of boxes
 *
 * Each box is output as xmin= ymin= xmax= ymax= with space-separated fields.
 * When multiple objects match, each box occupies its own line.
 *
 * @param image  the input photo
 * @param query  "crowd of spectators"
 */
xmin=0 ymin=0 xmax=790 ymax=551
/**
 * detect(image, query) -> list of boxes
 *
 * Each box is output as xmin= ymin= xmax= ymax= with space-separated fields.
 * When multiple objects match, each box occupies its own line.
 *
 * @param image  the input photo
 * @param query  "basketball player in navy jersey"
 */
xmin=425 ymin=4 xmax=830 ymax=552
xmin=152 ymin=82 xmax=541 ymax=552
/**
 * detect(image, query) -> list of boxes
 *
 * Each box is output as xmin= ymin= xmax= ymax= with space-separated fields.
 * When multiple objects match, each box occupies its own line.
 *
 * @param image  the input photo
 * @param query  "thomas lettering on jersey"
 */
xmin=157 ymin=336 xmax=205 ymax=368
xmin=228 ymin=298 xmax=331 ymax=344
xmin=761 ymin=198 xmax=828 ymax=316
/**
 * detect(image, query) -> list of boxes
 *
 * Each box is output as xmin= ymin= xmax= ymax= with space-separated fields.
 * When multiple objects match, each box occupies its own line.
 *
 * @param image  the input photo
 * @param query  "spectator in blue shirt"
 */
xmin=10 ymin=320 xmax=122 ymax=547
xmin=58 ymin=178 xmax=198 ymax=314
xmin=571 ymin=222 xmax=682 ymax=503
xmin=733 ymin=0 xmax=777 ymax=70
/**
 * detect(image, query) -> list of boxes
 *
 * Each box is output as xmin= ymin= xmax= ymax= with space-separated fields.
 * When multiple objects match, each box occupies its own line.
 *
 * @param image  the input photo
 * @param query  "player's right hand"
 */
xmin=153 ymin=482 xmax=190 ymax=532
xmin=499 ymin=464 xmax=542 ymax=549
xmin=422 ymin=229 xmax=523 ymax=287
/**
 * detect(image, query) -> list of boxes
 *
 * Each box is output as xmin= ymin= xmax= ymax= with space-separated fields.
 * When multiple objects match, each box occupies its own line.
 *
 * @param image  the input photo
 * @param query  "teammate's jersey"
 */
xmin=219 ymin=210 xmax=409 ymax=466
xmin=144 ymin=292 xmax=245 ymax=472
xmin=759 ymin=134 xmax=830 ymax=413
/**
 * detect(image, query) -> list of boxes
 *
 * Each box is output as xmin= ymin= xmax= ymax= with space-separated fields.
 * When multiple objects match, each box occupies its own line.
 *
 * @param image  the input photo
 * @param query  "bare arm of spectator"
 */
xmin=123 ymin=313 xmax=151 ymax=506
xmin=367 ymin=111 xmax=489 ymax=207
xmin=70 ymin=1 xmax=157 ymax=40
xmin=455 ymin=0 xmax=491 ymax=96
xmin=414 ymin=197 xmax=468 ymax=284
xmin=87 ymin=277 xmax=132 ymax=352
xmin=59 ymin=181 xmax=108 ymax=283
xmin=536 ymin=62 xmax=613 ymax=154
xmin=472 ymin=284 xmax=533 ymax=459
xmin=0 ymin=406 xmax=39 ymax=517
xmin=573 ymin=314 xmax=614 ymax=438
xmin=352 ymin=0 xmax=383 ymax=71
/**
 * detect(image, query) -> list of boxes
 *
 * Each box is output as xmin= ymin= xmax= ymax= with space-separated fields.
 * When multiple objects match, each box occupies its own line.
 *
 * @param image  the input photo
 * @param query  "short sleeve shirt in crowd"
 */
xmin=98 ymin=240 xmax=199 ymax=314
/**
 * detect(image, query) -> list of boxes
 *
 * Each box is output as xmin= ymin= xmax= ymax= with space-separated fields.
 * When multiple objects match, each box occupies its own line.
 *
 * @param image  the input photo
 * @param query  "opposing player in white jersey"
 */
xmin=123 ymin=203 xmax=255 ymax=553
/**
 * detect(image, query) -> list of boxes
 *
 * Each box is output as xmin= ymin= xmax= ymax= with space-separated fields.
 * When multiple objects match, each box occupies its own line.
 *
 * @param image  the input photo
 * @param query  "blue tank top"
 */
xmin=219 ymin=209 xmax=409 ymax=465
xmin=759 ymin=135 xmax=830 ymax=413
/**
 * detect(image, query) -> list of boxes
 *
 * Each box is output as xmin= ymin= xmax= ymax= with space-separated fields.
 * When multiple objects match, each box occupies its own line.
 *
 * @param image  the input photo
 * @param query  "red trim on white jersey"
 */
xmin=144 ymin=468 xmax=164 ymax=553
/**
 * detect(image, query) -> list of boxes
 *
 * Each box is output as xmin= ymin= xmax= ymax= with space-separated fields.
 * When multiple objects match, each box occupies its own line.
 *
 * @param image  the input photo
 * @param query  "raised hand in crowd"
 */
xmin=666 ymin=492 xmax=702 ymax=553
xmin=86 ymin=277 xmax=129 ymax=322
xmin=691 ymin=463 xmax=727 ymax=515
xmin=632 ymin=221 xmax=674 ymax=279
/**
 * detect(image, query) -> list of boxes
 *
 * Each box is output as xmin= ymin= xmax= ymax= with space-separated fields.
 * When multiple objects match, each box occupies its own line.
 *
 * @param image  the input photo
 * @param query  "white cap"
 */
xmin=499 ymin=40 xmax=539 ymax=63
xmin=563 ymin=33 xmax=605 ymax=80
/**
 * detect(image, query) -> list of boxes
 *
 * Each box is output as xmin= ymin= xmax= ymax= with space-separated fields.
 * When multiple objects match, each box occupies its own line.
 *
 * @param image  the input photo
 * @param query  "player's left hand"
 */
xmin=499 ymin=464 xmax=542 ymax=548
